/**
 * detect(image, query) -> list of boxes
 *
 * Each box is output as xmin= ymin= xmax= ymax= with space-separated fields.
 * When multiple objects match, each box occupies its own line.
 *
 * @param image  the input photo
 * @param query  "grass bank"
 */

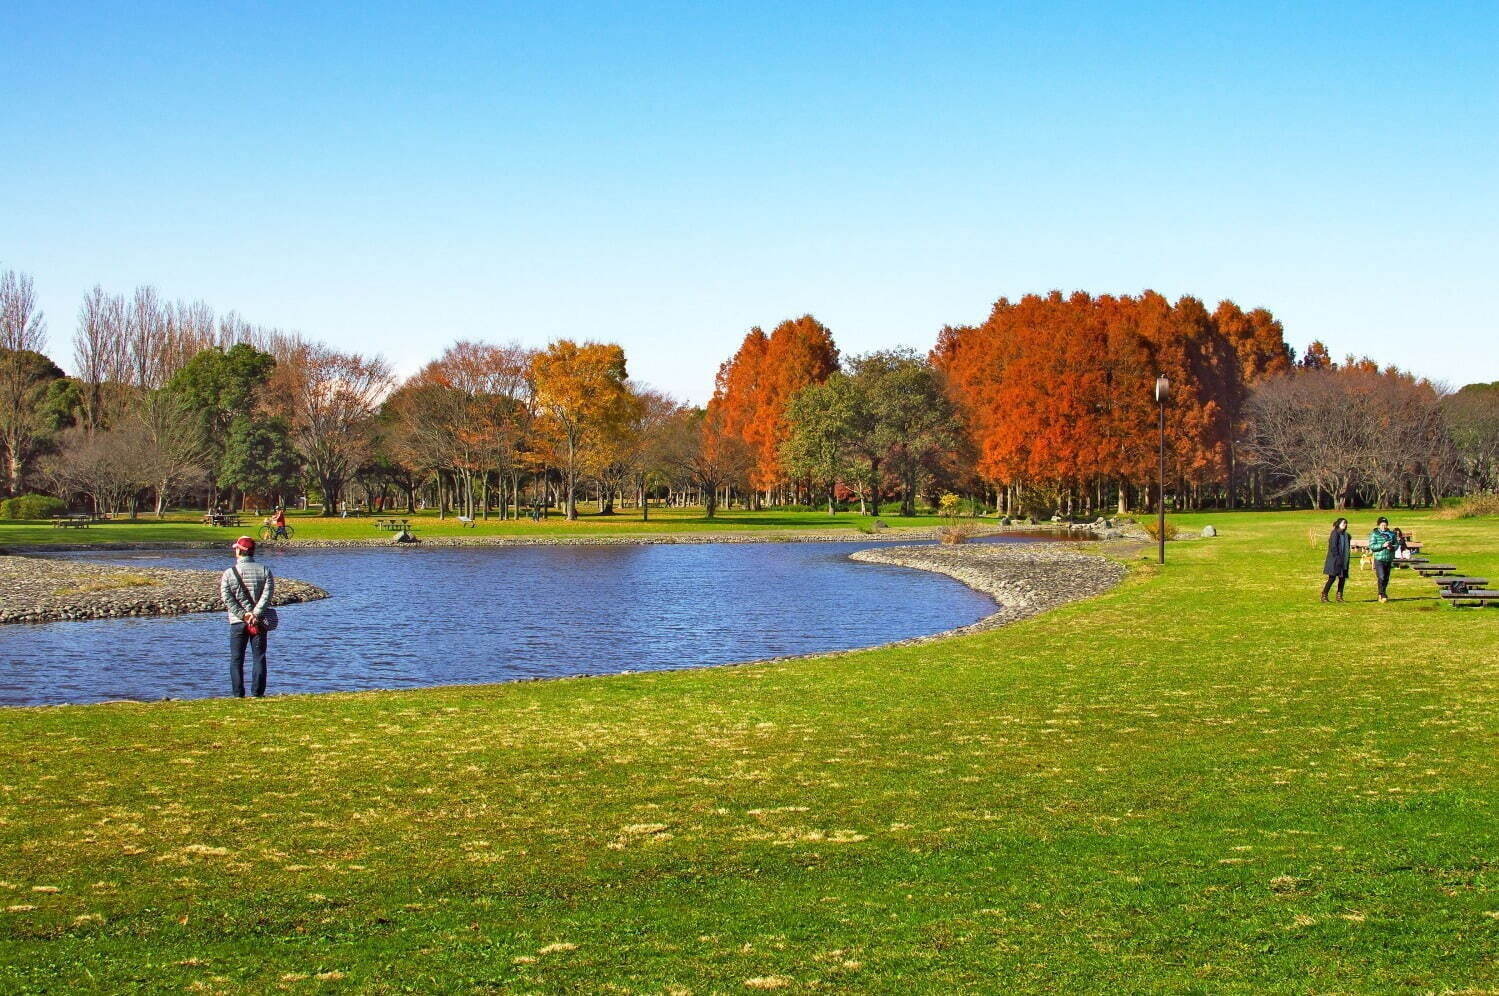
xmin=0 ymin=507 xmax=946 ymax=548
xmin=1 ymin=510 xmax=1494 ymax=992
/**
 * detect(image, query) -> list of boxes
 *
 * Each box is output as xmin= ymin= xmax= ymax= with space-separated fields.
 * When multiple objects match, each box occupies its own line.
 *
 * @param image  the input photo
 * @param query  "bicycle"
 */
xmin=258 ymin=523 xmax=295 ymax=542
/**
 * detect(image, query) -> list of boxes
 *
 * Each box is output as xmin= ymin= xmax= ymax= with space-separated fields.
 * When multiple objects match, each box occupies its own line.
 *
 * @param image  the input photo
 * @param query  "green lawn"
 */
xmin=0 ymin=506 xmax=945 ymax=547
xmin=1 ymin=510 xmax=1495 ymax=993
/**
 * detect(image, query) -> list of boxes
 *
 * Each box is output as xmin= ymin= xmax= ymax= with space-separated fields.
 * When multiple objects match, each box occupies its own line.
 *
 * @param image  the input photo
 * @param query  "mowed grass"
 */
xmin=0 ymin=506 xmax=943 ymax=548
xmin=0 ymin=510 xmax=1495 ymax=993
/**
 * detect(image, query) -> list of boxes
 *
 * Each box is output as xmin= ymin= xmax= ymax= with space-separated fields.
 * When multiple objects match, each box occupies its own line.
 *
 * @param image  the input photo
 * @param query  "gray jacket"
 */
xmin=220 ymin=557 xmax=274 ymax=623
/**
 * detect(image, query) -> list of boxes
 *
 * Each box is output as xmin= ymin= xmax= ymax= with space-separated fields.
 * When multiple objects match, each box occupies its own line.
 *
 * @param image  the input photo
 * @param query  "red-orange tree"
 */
xmin=707 ymin=316 xmax=838 ymax=504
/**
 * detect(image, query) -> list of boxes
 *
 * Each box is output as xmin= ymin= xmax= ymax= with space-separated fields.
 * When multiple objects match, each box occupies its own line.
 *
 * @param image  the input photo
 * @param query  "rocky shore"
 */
xmin=849 ymin=540 xmax=1128 ymax=639
xmin=0 ymin=556 xmax=328 ymax=625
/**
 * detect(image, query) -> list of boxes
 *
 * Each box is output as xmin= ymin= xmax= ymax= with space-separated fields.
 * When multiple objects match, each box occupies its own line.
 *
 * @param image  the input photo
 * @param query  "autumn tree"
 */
xmin=530 ymin=340 xmax=631 ymax=519
xmin=708 ymin=317 xmax=838 ymax=505
xmin=659 ymin=405 xmax=753 ymax=519
xmin=271 ymin=342 xmax=393 ymax=515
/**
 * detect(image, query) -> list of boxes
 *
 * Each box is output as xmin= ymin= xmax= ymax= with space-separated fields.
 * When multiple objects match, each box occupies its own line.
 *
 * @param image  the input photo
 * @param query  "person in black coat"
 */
xmin=1321 ymin=517 xmax=1352 ymax=602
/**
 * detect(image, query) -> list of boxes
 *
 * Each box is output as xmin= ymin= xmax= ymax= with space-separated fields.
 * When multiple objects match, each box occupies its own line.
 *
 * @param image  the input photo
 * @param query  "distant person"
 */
xmin=1392 ymin=527 xmax=1413 ymax=561
xmin=272 ymin=507 xmax=288 ymax=540
xmin=1367 ymin=516 xmax=1398 ymax=603
xmin=221 ymin=536 xmax=275 ymax=697
xmin=1321 ymin=517 xmax=1352 ymax=603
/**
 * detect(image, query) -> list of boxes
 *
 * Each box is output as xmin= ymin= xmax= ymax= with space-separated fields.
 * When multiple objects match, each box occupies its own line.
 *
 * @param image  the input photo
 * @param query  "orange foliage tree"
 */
xmin=933 ymin=291 xmax=1291 ymax=514
xmin=530 ymin=340 xmax=632 ymax=520
xmin=707 ymin=315 xmax=838 ymax=505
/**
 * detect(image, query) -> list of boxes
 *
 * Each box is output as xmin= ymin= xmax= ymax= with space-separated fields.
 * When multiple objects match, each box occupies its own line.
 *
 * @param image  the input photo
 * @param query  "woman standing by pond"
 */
xmin=1321 ymin=517 xmax=1351 ymax=603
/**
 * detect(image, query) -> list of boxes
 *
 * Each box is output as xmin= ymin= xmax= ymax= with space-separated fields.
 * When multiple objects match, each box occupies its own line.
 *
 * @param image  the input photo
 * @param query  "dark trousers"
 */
xmin=1322 ymin=574 xmax=1346 ymax=598
xmin=229 ymin=622 xmax=268 ymax=697
xmin=1373 ymin=560 xmax=1393 ymax=599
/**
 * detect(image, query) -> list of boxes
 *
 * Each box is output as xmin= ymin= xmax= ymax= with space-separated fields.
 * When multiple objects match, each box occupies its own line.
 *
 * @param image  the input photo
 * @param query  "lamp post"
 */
xmin=1155 ymin=374 xmax=1170 ymax=565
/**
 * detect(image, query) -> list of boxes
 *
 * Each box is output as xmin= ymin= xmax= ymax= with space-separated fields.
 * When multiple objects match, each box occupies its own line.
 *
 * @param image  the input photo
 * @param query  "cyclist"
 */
xmin=272 ymin=507 xmax=288 ymax=541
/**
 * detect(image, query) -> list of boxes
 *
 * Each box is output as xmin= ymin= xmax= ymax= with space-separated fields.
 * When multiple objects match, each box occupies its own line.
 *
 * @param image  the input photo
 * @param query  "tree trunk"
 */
xmin=319 ymin=475 xmax=340 ymax=516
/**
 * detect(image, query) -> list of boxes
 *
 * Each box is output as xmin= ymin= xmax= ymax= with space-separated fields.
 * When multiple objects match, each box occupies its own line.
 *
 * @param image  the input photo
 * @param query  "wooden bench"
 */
xmin=1433 ymin=576 xmax=1487 ymax=590
xmin=1413 ymin=564 xmax=1458 ymax=576
xmin=1441 ymin=587 xmax=1499 ymax=607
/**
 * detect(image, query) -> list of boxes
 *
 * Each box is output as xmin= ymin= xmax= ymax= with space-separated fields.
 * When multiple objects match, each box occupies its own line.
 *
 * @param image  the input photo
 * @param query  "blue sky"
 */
xmin=3 ymin=1 xmax=1495 ymax=400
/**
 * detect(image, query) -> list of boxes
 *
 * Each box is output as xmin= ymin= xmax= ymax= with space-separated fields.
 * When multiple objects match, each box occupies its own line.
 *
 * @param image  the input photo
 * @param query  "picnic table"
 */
xmin=51 ymin=514 xmax=91 ymax=529
xmin=202 ymin=512 xmax=242 ymax=527
xmin=1432 ymin=576 xmax=1488 ymax=589
xmin=375 ymin=517 xmax=412 ymax=532
xmin=1441 ymin=585 xmax=1499 ymax=607
xmin=1412 ymin=563 xmax=1458 ymax=576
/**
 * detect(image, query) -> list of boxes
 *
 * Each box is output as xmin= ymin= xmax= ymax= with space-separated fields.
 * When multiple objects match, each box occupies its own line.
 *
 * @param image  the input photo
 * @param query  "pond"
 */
xmin=0 ymin=537 xmax=1051 ymax=707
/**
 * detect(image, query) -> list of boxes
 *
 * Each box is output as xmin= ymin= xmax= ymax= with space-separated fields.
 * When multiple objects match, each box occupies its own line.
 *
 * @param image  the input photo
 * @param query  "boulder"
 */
xmin=1201 ymin=524 xmax=1217 ymax=538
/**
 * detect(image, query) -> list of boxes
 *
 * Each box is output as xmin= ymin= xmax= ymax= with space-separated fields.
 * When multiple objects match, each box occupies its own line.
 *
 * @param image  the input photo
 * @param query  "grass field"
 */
xmin=1 ymin=510 xmax=1495 ymax=992
xmin=0 ymin=506 xmax=945 ymax=547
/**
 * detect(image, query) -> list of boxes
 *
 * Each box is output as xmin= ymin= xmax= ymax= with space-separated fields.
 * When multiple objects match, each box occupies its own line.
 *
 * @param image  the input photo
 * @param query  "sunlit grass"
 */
xmin=0 ymin=505 xmax=947 ymax=547
xmin=0 ymin=508 xmax=1494 ymax=992
xmin=51 ymin=571 xmax=158 ymax=596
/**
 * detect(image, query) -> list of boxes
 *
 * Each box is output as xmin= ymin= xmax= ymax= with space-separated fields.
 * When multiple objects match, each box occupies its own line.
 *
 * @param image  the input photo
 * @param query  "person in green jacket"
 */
xmin=1368 ymin=516 xmax=1397 ymax=603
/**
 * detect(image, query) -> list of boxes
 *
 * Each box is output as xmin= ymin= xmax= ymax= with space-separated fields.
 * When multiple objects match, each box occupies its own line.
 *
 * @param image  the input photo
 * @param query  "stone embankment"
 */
xmin=849 ymin=540 xmax=1128 ymax=637
xmin=0 ymin=556 xmax=328 ymax=625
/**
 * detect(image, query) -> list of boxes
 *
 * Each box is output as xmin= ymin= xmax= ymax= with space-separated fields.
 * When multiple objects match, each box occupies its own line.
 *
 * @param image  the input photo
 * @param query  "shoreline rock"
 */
xmin=0 ymin=557 xmax=328 ymax=626
xmin=847 ymin=540 xmax=1128 ymax=640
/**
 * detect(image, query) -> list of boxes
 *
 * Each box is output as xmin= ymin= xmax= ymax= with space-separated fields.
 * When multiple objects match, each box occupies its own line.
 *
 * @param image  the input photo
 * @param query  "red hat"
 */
xmin=233 ymin=536 xmax=256 ymax=553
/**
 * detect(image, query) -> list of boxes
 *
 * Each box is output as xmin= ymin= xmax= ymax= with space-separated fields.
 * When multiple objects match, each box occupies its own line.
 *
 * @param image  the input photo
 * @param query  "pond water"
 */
xmin=0 ymin=538 xmax=1058 ymax=707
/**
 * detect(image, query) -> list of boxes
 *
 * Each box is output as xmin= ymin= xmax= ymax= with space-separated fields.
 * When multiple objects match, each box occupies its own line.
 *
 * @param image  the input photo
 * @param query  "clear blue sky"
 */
xmin=4 ymin=1 xmax=1495 ymax=401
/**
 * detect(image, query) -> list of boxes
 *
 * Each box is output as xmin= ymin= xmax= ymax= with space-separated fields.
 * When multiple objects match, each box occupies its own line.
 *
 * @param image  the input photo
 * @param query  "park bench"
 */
xmin=1441 ymin=586 xmax=1499 ymax=607
xmin=456 ymin=515 xmax=476 ymax=528
xmin=1432 ymin=576 xmax=1487 ymax=591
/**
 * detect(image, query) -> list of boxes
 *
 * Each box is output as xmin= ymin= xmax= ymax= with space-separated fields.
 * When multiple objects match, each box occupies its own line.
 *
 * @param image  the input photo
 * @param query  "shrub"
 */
xmin=1433 ymin=493 xmax=1499 ymax=519
xmin=0 ymin=494 xmax=66 ymax=520
xmin=1142 ymin=518 xmax=1179 ymax=541
xmin=936 ymin=524 xmax=978 ymax=544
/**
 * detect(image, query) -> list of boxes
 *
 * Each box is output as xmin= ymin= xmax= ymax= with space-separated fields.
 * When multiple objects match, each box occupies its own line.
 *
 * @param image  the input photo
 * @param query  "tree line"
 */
xmin=1 ymin=265 xmax=1494 ymax=518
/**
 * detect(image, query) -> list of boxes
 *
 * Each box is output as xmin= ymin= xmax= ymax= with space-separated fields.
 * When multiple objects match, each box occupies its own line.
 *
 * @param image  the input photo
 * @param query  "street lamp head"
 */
xmin=1154 ymin=375 xmax=1170 ymax=403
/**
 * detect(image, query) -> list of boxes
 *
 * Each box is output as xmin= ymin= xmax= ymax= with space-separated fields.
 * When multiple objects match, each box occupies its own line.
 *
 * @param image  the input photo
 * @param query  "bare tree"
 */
xmin=1247 ymin=366 xmax=1456 ymax=508
xmin=73 ymin=286 xmax=131 ymax=432
xmin=274 ymin=343 xmax=393 ymax=515
xmin=43 ymin=426 xmax=150 ymax=516
xmin=133 ymin=391 xmax=209 ymax=516
xmin=1444 ymin=383 xmax=1499 ymax=492
xmin=659 ymin=405 xmax=753 ymax=519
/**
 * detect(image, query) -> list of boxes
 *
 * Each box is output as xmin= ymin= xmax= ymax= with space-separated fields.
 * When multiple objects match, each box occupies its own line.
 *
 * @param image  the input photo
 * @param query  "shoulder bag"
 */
xmin=230 ymin=566 xmax=279 ymax=634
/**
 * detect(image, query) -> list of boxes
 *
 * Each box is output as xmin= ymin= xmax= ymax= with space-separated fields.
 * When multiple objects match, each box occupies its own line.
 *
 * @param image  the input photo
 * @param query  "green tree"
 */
xmin=165 ymin=343 xmax=277 ymax=496
xmin=850 ymin=350 xmax=962 ymax=517
xmin=218 ymin=416 xmax=300 ymax=506
xmin=781 ymin=378 xmax=857 ymax=514
xmin=0 ymin=349 xmax=65 ymax=495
